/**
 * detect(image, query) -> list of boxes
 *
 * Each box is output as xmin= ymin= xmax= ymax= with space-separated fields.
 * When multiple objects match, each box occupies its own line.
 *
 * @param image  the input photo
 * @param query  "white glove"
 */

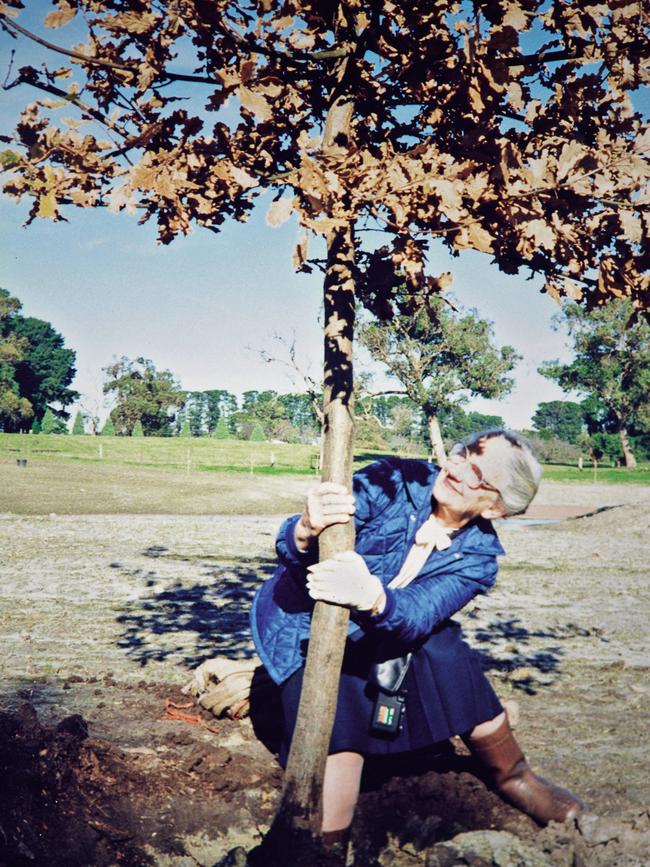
xmin=306 ymin=551 xmax=384 ymax=611
xmin=182 ymin=656 xmax=261 ymax=697
xmin=295 ymin=482 xmax=356 ymax=550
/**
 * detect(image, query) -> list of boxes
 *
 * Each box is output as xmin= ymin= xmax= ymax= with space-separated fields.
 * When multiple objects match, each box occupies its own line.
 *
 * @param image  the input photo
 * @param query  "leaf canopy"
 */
xmin=0 ymin=0 xmax=647 ymax=308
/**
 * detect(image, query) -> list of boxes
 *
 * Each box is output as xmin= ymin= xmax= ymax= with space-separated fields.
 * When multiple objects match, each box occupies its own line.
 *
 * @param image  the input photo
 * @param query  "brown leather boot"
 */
xmin=464 ymin=717 xmax=583 ymax=825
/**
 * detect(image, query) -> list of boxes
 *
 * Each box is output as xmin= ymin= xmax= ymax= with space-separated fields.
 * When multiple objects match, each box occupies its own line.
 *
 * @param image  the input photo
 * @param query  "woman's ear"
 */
xmin=480 ymin=502 xmax=508 ymax=521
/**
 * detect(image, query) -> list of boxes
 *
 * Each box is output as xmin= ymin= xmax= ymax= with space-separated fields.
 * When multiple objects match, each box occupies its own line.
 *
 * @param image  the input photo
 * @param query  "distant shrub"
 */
xmin=249 ymin=422 xmax=266 ymax=442
xmin=524 ymin=433 xmax=581 ymax=465
xmin=101 ymin=416 xmax=116 ymax=436
xmin=30 ymin=417 xmax=41 ymax=434
xmin=213 ymin=416 xmax=230 ymax=439
xmin=355 ymin=417 xmax=389 ymax=451
xmin=132 ymin=419 xmax=144 ymax=437
xmin=72 ymin=411 xmax=86 ymax=435
xmin=269 ymin=419 xmax=301 ymax=443
xmin=41 ymin=408 xmax=67 ymax=435
xmin=179 ymin=418 xmax=192 ymax=437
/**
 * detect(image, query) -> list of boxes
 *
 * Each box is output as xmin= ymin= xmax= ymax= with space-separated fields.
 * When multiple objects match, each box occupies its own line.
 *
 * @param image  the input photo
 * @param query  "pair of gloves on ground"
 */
xmin=182 ymin=655 xmax=273 ymax=719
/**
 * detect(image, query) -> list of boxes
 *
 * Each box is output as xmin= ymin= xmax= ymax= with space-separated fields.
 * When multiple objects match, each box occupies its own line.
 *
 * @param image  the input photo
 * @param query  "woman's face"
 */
xmin=433 ymin=435 xmax=510 ymax=521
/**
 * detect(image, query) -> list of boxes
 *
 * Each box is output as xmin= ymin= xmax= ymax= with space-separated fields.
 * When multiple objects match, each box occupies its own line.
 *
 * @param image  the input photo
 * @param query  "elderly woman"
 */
xmin=251 ymin=430 xmax=582 ymax=850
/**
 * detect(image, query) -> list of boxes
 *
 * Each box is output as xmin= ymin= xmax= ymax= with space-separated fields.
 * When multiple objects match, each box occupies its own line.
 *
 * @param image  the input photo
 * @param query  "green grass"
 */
xmin=541 ymin=463 xmax=650 ymax=485
xmin=2 ymin=433 xmax=648 ymax=482
xmin=0 ymin=434 xmax=402 ymax=515
xmin=1 ymin=433 xmax=648 ymax=516
xmin=1 ymin=432 xmax=321 ymax=473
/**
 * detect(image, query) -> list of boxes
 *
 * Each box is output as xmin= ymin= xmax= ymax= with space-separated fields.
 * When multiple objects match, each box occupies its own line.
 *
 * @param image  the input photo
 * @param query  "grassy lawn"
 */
xmin=541 ymin=463 xmax=650 ymax=485
xmin=0 ymin=434 xmax=402 ymax=515
xmin=2 ymin=434 xmax=648 ymax=516
xmin=0 ymin=433 xmax=322 ymax=473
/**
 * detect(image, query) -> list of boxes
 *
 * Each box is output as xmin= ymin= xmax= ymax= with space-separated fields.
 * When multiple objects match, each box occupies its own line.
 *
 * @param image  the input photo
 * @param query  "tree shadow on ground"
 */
xmin=114 ymin=550 xmax=276 ymax=668
xmin=464 ymin=612 xmax=606 ymax=694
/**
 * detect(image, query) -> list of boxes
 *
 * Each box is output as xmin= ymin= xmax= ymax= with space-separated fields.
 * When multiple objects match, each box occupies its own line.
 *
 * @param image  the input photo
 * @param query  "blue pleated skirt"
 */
xmin=279 ymin=619 xmax=502 ymax=766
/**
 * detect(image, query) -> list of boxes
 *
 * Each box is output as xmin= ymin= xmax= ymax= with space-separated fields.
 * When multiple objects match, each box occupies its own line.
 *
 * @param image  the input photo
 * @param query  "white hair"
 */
xmin=460 ymin=429 xmax=543 ymax=516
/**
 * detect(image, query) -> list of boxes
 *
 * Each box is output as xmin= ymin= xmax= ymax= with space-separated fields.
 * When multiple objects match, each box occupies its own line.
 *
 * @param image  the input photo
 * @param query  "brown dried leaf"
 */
xmin=230 ymin=166 xmax=258 ymax=189
xmin=306 ymin=216 xmax=348 ymax=235
xmin=102 ymin=12 xmax=158 ymax=35
xmin=465 ymin=173 xmax=489 ymax=202
xmin=292 ymin=232 xmax=309 ymax=271
xmin=466 ymin=222 xmax=495 ymax=253
xmin=620 ymin=210 xmax=643 ymax=244
xmin=108 ymin=184 xmax=136 ymax=214
xmin=543 ymin=279 xmax=562 ymax=304
xmin=238 ymin=87 xmax=272 ymax=122
xmin=468 ymin=81 xmax=484 ymax=113
xmin=240 ymin=60 xmax=256 ymax=84
xmin=563 ymin=278 xmax=583 ymax=301
xmin=524 ymin=100 xmax=542 ymax=124
xmin=266 ymin=196 xmax=294 ymax=228
xmin=557 ymin=141 xmax=587 ymax=182
xmin=37 ymin=190 xmax=57 ymax=218
xmin=523 ymin=219 xmax=555 ymax=251
xmin=503 ymin=4 xmax=528 ymax=30
xmin=44 ymin=2 xmax=76 ymax=29
xmin=137 ymin=63 xmax=158 ymax=92
xmin=524 ymin=154 xmax=550 ymax=187
xmin=288 ymin=30 xmax=316 ymax=50
xmin=506 ymin=82 xmax=525 ymax=112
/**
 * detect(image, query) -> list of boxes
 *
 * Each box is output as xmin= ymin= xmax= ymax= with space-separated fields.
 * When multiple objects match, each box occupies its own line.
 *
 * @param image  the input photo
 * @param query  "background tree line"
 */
xmin=2 ymin=286 xmax=648 ymax=465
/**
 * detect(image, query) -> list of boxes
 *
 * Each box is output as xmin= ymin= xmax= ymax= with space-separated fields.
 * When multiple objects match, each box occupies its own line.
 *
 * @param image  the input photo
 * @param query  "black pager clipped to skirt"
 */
xmin=368 ymin=653 xmax=412 ymax=738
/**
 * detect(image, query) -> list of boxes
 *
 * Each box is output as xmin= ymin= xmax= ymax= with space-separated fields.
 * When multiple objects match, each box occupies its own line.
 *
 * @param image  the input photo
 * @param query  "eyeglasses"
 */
xmin=447 ymin=444 xmax=501 ymax=494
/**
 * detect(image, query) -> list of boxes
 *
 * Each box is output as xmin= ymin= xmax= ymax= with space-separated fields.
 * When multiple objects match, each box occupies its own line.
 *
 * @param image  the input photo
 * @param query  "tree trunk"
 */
xmin=619 ymin=427 xmax=637 ymax=468
xmin=427 ymin=412 xmax=446 ymax=465
xmin=261 ymin=94 xmax=357 ymax=863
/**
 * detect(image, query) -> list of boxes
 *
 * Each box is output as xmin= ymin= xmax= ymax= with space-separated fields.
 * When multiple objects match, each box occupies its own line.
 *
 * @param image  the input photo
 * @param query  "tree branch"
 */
xmin=0 ymin=14 xmax=218 ymax=84
xmin=0 ymin=11 xmax=354 ymax=85
xmin=5 ymin=69 xmax=128 ymax=141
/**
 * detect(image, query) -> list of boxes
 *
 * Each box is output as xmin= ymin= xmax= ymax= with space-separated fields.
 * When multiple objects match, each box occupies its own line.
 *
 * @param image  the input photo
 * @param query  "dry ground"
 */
xmin=0 ymin=467 xmax=649 ymax=866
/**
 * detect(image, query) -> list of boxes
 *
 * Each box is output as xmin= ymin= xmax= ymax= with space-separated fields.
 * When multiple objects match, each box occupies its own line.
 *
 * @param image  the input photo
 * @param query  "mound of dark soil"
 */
xmin=0 ymin=701 xmax=281 ymax=867
xmin=1 ymin=702 xmax=648 ymax=867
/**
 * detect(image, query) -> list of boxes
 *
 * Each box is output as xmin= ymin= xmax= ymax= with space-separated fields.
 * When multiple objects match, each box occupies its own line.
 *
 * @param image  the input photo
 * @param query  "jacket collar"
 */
xmin=399 ymin=458 xmax=505 ymax=556
xmin=399 ymin=458 xmax=438 ymax=510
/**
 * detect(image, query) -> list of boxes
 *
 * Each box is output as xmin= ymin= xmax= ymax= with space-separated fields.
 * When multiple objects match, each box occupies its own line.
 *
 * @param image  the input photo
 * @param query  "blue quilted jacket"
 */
xmin=250 ymin=458 xmax=505 ymax=684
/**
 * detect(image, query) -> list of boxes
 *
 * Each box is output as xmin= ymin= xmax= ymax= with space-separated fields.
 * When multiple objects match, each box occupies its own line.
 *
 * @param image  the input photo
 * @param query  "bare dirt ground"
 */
xmin=1 ymin=476 xmax=649 ymax=866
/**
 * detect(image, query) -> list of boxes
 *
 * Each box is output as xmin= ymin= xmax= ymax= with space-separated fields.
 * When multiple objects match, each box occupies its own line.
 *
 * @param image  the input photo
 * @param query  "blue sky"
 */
xmin=0 ymin=6 xmax=581 ymax=429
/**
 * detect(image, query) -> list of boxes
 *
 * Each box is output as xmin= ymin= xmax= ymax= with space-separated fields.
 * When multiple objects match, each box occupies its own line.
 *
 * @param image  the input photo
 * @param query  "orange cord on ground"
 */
xmin=162 ymin=698 xmax=221 ymax=733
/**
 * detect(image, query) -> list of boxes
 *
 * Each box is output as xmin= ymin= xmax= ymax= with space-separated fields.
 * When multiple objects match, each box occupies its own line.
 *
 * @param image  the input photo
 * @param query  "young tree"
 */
xmin=71 ymin=410 xmax=86 ymax=435
xmin=181 ymin=390 xmax=208 ymax=436
xmin=204 ymin=389 xmax=238 ymax=434
xmin=131 ymin=419 xmax=144 ymax=437
xmin=100 ymin=415 xmax=115 ymax=436
xmin=540 ymin=300 xmax=650 ymax=468
xmin=249 ymin=421 xmax=266 ymax=442
xmin=1 ymin=2 xmax=647 ymax=851
xmin=360 ymin=289 xmax=520 ymax=462
xmin=102 ymin=356 xmax=185 ymax=436
xmin=532 ymin=400 xmax=584 ymax=444
xmin=179 ymin=417 xmax=192 ymax=437
xmin=213 ymin=415 xmax=230 ymax=440
xmin=40 ymin=406 xmax=66 ymax=434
